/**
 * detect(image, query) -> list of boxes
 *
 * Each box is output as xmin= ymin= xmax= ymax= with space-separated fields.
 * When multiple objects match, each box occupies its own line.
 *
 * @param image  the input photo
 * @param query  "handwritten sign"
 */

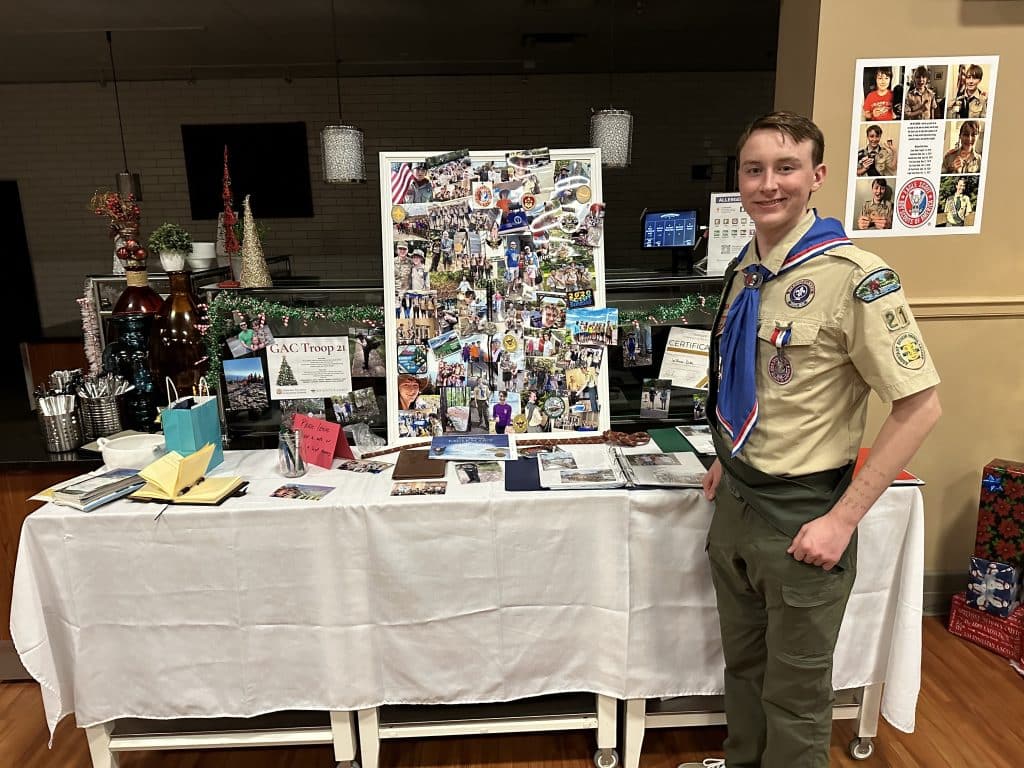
xmin=292 ymin=414 xmax=353 ymax=469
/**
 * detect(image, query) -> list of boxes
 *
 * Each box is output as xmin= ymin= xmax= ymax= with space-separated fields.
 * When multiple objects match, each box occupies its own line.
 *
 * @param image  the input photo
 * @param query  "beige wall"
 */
xmin=778 ymin=0 xmax=1024 ymax=573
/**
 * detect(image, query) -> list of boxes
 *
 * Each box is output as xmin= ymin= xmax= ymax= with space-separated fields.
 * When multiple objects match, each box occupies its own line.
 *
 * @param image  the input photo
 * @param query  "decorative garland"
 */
xmin=203 ymin=293 xmax=386 ymax=387
xmin=201 ymin=291 xmax=720 ymax=388
xmin=617 ymin=293 xmax=720 ymax=324
xmin=78 ymin=280 xmax=103 ymax=376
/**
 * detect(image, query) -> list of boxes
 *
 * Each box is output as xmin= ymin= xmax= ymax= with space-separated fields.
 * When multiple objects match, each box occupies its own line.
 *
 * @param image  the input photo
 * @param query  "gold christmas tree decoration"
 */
xmin=238 ymin=195 xmax=273 ymax=288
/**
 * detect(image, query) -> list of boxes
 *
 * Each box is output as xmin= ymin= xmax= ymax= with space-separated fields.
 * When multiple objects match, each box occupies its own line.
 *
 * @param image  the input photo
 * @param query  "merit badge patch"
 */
xmin=390 ymin=205 xmax=407 ymax=223
xmin=768 ymin=354 xmax=792 ymax=384
xmin=855 ymin=269 xmax=902 ymax=303
xmin=575 ymin=185 xmax=592 ymax=203
xmin=785 ymin=279 xmax=815 ymax=309
xmin=892 ymin=332 xmax=926 ymax=370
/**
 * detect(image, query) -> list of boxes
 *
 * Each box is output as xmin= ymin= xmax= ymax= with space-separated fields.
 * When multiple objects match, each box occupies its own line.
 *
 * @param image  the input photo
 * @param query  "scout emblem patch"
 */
xmin=785 ymin=279 xmax=815 ymax=308
xmin=855 ymin=269 xmax=901 ymax=303
xmin=391 ymin=205 xmax=407 ymax=223
xmin=893 ymin=332 xmax=925 ymax=369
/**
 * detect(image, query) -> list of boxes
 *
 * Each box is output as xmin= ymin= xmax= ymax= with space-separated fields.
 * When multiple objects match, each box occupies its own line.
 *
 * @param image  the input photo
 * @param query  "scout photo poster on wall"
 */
xmin=380 ymin=148 xmax=610 ymax=444
xmin=846 ymin=55 xmax=998 ymax=237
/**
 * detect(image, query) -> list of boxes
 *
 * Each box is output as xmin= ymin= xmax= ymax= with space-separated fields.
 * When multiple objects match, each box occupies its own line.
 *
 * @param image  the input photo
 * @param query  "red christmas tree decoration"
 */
xmin=219 ymin=145 xmax=241 ymax=287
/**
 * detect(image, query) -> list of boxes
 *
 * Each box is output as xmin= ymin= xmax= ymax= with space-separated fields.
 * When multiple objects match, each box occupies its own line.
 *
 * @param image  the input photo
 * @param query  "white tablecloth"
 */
xmin=10 ymin=449 xmax=923 ymax=740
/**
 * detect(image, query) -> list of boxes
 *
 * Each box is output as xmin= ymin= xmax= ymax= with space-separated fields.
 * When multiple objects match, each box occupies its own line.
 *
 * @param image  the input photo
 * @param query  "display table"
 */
xmin=10 ymin=449 xmax=923 ymax=768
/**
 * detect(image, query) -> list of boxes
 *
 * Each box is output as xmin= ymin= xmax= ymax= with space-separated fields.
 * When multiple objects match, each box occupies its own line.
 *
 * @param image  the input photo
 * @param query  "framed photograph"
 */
xmin=222 ymin=356 xmax=270 ymax=414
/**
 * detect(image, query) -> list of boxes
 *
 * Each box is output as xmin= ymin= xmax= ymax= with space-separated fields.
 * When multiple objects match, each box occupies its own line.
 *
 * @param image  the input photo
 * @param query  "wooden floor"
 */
xmin=1 ymin=618 xmax=1021 ymax=768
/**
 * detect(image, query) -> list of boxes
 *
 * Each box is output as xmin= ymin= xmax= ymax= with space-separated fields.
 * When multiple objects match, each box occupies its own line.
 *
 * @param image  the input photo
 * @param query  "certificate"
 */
xmin=265 ymin=336 xmax=352 ymax=400
xmin=658 ymin=327 xmax=711 ymax=390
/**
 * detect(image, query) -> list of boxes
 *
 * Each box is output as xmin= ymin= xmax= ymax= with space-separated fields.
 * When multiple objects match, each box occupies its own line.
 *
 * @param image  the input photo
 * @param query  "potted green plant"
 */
xmin=148 ymin=223 xmax=193 ymax=272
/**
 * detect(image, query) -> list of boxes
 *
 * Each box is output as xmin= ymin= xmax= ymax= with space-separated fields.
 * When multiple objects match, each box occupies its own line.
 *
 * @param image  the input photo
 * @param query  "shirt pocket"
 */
xmin=756 ymin=318 xmax=822 ymax=383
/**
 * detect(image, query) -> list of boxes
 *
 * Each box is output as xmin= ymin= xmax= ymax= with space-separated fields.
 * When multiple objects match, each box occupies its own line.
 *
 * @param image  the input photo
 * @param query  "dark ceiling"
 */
xmin=0 ymin=0 xmax=780 ymax=84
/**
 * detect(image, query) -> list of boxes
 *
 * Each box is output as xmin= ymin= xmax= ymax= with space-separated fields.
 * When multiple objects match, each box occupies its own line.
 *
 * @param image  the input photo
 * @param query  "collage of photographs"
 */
xmin=852 ymin=59 xmax=992 ymax=232
xmin=386 ymin=149 xmax=613 ymax=439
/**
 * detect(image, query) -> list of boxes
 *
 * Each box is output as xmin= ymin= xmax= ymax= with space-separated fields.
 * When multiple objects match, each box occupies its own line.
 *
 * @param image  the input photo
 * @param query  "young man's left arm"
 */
xmin=788 ymin=386 xmax=941 ymax=570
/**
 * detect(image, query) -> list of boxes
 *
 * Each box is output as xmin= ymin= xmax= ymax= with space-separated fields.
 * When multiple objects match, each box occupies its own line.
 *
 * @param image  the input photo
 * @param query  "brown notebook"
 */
xmin=391 ymin=449 xmax=448 ymax=480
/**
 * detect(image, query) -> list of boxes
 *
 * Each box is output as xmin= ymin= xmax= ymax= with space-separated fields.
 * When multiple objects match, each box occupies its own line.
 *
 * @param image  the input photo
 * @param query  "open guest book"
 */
xmin=130 ymin=443 xmax=248 ymax=505
xmin=525 ymin=445 xmax=707 ymax=491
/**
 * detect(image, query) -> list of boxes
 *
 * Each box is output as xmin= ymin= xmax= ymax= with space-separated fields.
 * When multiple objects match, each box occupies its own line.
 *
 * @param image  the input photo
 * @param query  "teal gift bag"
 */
xmin=161 ymin=379 xmax=224 ymax=469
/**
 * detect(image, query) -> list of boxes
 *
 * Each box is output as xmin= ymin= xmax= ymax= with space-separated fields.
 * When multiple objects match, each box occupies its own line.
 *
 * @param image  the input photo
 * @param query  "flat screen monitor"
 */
xmin=642 ymin=209 xmax=698 ymax=249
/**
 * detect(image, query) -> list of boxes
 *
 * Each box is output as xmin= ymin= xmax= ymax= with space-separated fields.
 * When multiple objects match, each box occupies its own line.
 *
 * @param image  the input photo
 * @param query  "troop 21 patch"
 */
xmin=855 ymin=269 xmax=902 ymax=303
xmin=893 ymin=332 xmax=926 ymax=370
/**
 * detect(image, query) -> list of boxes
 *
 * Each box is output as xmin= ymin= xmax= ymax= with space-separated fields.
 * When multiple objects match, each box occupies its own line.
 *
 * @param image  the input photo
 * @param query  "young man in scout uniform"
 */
xmin=684 ymin=112 xmax=941 ymax=768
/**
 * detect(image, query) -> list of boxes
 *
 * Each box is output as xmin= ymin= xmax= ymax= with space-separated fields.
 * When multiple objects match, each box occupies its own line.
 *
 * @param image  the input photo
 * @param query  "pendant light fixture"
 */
xmin=589 ymin=1 xmax=633 ymax=168
xmin=321 ymin=0 xmax=366 ymax=183
xmin=106 ymin=31 xmax=143 ymax=200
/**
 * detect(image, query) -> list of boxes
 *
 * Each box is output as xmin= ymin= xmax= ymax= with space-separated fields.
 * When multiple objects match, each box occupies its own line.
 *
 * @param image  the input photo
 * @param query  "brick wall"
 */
xmin=0 ymin=71 xmax=773 ymax=328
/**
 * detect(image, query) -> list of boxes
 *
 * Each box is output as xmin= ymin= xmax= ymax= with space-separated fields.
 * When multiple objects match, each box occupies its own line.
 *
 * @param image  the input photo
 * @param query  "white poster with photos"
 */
xmin=845 ymin=55 xmax=998 ymax=237
xmin=380 ymin=148 xmax=610 ymax=444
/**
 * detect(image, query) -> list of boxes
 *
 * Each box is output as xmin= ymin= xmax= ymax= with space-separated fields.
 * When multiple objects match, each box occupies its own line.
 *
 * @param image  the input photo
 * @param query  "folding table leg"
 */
xmin=331 ymin=710 xmax=359 ymax=767
xmin=622 ymin=699 xmax=647 ymax=768
xmin=85 ymin=723 xmax=120 ymax=768
xmin=593 ymin=694 xmax=620 ymax=767
xmin=356 ymin=707 xmax=381 ymax=768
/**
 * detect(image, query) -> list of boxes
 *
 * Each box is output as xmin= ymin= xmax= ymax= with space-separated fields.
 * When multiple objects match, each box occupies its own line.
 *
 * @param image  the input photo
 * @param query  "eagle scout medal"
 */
xmin=893 ymin=332 xmax=925 ymax=369
xmin=767 ymin=322 xmax=793 ymax=384
xmin=785 ymin=279 xmax=815 ymax=308
xmin=768 ymin=354 xmax=792 ymax=384
xmin=855 ymin=269 xmax=902 ymax=303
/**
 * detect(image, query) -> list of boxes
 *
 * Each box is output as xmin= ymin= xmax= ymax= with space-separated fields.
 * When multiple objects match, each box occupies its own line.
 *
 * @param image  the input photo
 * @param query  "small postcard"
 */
xmin=676 ymin=424 xmax=716 ymax=454
xmin=391 ymin=480 xmax=448 ymax=496
xmin=641 ymin=378 xmax=673 ymax=418
xmin=540 ymin=451 xmax=578 ymax=471
xmin=454 ymin=461 xmax=503 ymax=484
xmin=270 ymin=483 xmax=335 ymax=501
xmin=623 ymin=453 xmax=681 ymax=467
xmin=428 ymin=434 xmax=518 ymax=461
xmin=337 ymin=458 xmax=393 ymax=474
xmin=560 ymin=468 xmax=618 ymax=484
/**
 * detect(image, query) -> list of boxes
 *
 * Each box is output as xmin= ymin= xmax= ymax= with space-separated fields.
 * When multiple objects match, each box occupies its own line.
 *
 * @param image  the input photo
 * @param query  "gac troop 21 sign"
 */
xmin=845 ymin=55 xmax=998 ymax=237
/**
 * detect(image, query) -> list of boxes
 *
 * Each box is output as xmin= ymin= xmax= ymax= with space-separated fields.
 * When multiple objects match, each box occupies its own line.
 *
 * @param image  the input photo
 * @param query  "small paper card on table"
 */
xmin=292 ymin=414 xmax=354 ymax=469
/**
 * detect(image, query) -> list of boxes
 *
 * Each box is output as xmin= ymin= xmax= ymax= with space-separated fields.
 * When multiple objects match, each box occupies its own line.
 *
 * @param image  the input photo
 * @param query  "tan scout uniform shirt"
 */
xmin=717 ymin=210 xmax=940 ymax=476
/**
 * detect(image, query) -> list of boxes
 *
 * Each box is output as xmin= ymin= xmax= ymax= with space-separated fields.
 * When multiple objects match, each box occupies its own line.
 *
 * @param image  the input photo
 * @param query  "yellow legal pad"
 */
xmin=131 ymin=443 xmax=246 ymax=505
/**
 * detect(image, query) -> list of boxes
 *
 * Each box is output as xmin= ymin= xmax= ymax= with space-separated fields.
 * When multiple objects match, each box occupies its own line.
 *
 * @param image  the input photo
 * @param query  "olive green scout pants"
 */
xmin=707 ymin=479 xmax=857 ymax=768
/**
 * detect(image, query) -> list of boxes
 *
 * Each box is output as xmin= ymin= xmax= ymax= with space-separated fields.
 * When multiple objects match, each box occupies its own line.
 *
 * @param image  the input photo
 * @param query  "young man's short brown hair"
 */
xmin=735 ymin=111 xmax=826 ymax=167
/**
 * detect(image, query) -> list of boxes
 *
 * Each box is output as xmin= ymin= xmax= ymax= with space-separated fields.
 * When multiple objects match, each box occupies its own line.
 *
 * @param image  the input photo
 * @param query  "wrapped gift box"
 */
xmin=966 ymin=556 xmax=1021 ymax=618
xmin=948 ymin=592 xmax=1024 ymax=660
xmin=973 ymin=459 xmax=1024 ymax=567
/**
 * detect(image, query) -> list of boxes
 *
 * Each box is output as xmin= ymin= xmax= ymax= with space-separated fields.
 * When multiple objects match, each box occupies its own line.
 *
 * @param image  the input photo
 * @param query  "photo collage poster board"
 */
xmin=379 ymin=148 xmax=610 ymax=444
xmin=845 ymin=55 xmax=998 ymax=237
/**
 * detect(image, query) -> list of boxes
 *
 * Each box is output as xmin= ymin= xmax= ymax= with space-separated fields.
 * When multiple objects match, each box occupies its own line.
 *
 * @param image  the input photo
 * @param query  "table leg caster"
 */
xmin=594 ymin=748 xmax=619 ymax=768
xmin=849 ymin=737 xmax=874 ymax=760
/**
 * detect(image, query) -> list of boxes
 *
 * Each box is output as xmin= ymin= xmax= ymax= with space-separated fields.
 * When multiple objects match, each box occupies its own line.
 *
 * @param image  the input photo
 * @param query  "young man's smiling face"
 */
xmin=738 ymin=128 xmax=826 ymax=249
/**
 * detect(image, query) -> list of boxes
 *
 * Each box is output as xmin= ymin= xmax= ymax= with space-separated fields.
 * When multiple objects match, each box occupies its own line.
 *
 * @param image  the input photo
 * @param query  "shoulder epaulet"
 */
xmin=826 ymin=242 xmax=887 ymax=275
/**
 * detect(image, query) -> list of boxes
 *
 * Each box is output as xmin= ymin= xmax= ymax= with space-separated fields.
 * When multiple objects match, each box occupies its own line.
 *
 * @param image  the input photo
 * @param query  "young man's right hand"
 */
xmin=703 ymin=459 xmax=723 ymax=501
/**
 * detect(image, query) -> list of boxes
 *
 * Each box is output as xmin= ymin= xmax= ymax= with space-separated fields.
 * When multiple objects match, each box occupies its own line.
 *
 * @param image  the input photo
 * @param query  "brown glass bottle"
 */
xmin=151 ymin=271 xmax=208 ymax=395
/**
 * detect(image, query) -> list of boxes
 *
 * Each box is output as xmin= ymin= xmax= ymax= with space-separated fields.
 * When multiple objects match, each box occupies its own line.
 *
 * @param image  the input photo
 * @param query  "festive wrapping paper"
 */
xmin=966 ymin=556 xmax=1021 ymax=618
xmin=974 ymin=459 xmax=1024 ymax=566
xmin=948 ymin=591 xmax=1024 ymax=660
